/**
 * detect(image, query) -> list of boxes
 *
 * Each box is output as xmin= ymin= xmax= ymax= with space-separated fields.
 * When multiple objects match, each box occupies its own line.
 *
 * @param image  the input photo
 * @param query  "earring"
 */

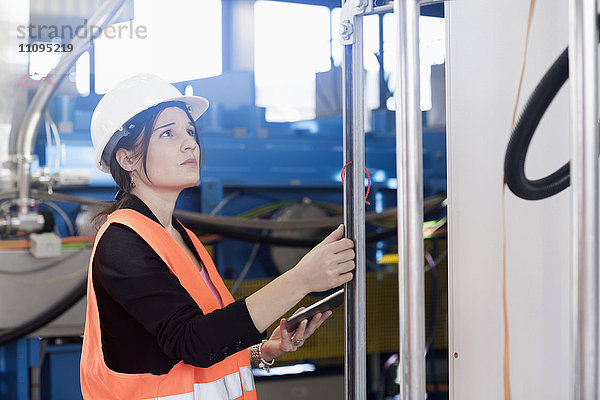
xmin=130 ymin=178 xmax=136 ymax=189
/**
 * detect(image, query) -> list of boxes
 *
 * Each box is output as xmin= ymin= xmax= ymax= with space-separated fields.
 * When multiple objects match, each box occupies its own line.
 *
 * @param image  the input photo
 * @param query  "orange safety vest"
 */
xmin=80 ymin=209 xmax=257 ymax=400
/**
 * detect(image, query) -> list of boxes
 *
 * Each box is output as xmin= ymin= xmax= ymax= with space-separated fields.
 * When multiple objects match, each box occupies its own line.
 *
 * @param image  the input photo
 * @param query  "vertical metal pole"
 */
xmin=394 ymin=0 xmax=426 ymax=399
xmin=378 ymin=13 xmax=387 ymax=109
xmin=568 ymin=0 xmax=599 ymax=398
xmin=341 ymin=3 xmax=366 ymax=400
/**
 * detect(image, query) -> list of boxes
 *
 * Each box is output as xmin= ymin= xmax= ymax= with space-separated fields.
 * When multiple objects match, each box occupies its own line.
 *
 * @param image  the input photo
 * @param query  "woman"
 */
xmin=80 ymin=73 xmax=355 ymax=400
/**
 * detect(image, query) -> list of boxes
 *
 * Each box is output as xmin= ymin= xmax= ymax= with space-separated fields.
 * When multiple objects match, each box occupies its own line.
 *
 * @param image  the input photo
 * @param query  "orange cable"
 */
xmin=0 ymin=235 xmax=96 ymax=250
xmin=504 ymin=2 xmax=536 ymax=398
xmin=511 ymin=0 xmax=538 ymax=129
xmin=0 ymin=233 xmax=220 ymax=251
xmin=62 ymin=236 xmax=95 ymax=243
xmin=502 ymin=184 xmax=510 ymax=400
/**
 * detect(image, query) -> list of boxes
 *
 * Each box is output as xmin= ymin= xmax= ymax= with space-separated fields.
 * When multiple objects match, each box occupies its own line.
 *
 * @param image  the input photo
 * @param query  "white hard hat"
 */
xmin=90 ymin=73 xmax=209 ymax=173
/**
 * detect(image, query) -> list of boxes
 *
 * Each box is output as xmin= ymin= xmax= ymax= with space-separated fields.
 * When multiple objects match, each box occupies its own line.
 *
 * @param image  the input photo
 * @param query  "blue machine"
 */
xmin=38 ymin=72 xmax=446 ymax=279
xmin=1 ymin=337 xmax=83 ymax=400
xmin=42 ymin=70 xmax=446 ymax=279
xmin=42 ymin=70 xmax=447 ymax=279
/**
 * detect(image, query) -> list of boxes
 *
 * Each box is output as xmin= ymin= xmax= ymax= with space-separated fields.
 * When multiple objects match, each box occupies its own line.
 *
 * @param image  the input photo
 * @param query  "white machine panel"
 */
xmin=447 ymin=0 xmax=571 ymax=398
xmin=0 ymin=248 xmax=91 ymax=336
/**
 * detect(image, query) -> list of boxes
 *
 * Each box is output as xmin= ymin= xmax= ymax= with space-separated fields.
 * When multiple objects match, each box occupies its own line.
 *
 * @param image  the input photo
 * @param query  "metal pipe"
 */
xmin=368 ymin=0 xmax=446 ymax=16
xmin=33 ymin=190 xmax=446 ymax=229
xmin=394 ymin=0 xmax=426 ymax=398
xmin=568 ymin=0 xmax=599 ymax=398
xmin=14 ymin=0 xmax=129 ymax=216
xmin=341 ymin=4 xmax=366 ymax=400
xmin=378 ymin=14 xmax=387 ymax=109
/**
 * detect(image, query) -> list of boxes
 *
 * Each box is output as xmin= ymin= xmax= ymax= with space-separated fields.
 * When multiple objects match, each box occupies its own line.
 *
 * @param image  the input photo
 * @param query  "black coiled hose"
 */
xmin=505 ymin=16 xmax=600 ymax=200
xmin=504 ymin=48 xmax=569 ymax=200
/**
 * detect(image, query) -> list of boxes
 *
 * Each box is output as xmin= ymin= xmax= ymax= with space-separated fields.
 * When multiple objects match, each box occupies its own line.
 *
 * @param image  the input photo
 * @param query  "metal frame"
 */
xmin=393 ymin=0 xmax=426 ymax=398
xmin=341 ymin=1 xmax=366 ymax=399
xmin=340 ymin=0 xmax=425 ymax=398
xmin=568 ymin=0 xmax=599 ymax=398
xmin=354 ymin=0 xmax=600 ymax=397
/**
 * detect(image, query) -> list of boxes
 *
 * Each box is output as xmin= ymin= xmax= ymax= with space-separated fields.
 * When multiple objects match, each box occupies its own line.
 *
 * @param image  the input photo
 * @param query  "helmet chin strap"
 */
xmin=100 ymin=126 xmax=132 ymax=170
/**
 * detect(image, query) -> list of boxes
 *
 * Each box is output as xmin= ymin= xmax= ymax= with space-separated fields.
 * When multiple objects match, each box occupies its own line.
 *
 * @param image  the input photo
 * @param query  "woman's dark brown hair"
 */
xmin=90 ymin=100 xmax=203 ymax=231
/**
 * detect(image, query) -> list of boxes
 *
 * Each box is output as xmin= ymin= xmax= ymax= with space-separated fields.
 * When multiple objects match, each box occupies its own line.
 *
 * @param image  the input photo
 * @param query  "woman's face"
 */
xmin=135 ymin=106 xmax=200 ymax=191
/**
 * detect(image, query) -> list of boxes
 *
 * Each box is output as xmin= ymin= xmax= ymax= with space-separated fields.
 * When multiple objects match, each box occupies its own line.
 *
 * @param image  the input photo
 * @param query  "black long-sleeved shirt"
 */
xmin=92 ymin=194 xmax=266 ymax=375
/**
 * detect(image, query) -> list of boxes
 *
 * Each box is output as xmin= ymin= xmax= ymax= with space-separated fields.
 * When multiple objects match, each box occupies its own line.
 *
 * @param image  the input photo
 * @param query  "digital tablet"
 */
xmin=285 ymin=288 xmax=344 ymax=331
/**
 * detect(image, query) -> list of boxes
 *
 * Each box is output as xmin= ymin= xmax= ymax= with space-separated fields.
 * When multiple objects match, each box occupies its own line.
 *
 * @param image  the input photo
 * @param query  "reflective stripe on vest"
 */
xmin=143 ymin=366 xmax=256 ymax=400
xmin=80 ymin=209 xmax=257 ymax=400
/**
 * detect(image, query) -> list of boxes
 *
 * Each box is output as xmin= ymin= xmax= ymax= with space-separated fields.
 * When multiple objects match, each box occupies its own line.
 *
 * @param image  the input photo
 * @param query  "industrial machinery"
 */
xmin=0 ymin=0 xmax=447 ymax=399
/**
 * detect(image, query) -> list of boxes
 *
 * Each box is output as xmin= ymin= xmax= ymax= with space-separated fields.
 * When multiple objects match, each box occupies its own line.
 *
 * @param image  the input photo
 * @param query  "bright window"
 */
xmin=28 ymin=41 xmax=63 ymax=80
xmin=330 ymin=9 xmax=380 ymax=111
xmin=254 ymin=1 xmax=331 ymax=122
xmin=94 ymin=0 xmax=222 ymax=93
xmin=331 ymin=11 xmax=445 ymax=111
xmin=28 ymin=39 xmax=88 ymax=95
xmin=75 ymin=51 xmax=90 ymax=96
xmin=382 ymin=14 xmax=446 ymax=111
